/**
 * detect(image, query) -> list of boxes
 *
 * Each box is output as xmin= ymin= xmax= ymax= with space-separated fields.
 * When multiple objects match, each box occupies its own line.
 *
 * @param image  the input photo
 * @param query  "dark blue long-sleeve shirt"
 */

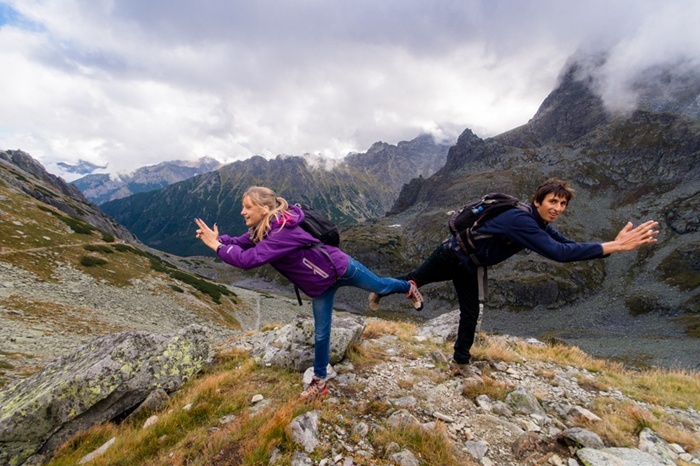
xmin=450 ymin=203 xmax=605 ymax=273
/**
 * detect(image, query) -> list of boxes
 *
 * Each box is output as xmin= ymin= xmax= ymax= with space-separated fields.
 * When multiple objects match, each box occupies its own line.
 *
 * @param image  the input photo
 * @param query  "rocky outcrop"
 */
xmin=225 ymin=313 xmax=365 ymax=371
xmin=260 ymin=313 xmax=699 ymax=465
xmin=0 ymin=325 xmax=212 ymax=466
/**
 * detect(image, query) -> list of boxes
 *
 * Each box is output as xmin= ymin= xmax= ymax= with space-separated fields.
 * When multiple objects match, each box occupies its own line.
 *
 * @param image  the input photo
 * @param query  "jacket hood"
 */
xmin=270 ymin=204 xmax=304 ymax=230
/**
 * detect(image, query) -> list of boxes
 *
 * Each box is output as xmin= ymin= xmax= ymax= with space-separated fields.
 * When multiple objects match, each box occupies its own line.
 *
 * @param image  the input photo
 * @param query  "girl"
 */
xmin=194 ymin=186 xmax=423 ymax=400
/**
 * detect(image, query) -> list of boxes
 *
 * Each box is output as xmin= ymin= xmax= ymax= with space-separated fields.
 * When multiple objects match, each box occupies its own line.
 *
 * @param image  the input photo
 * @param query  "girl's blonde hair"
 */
xmin=243 ymin=186 xmax=290 ymax=242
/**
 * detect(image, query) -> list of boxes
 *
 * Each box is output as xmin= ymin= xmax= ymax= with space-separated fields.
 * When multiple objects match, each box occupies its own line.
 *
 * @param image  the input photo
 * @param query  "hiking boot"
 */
xmin=449 ymin=360 xmax=476 ymax=377
xmin=368 ymin=292 xmax=381 ymax=312
xmin=299 ymin=376 xmax=327 ymax=401
xmin=406 ymin=280 xmax=424 ymax=311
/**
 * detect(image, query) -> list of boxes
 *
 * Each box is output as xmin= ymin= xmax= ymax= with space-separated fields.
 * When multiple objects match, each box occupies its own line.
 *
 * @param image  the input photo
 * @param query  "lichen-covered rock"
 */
xmin=505 ymin=386 xmax=546 ymax=416
xmin=0 ymin=324 xmax=211 ymax=466
xmin=230 ymin=313 xmax=365 ymax=371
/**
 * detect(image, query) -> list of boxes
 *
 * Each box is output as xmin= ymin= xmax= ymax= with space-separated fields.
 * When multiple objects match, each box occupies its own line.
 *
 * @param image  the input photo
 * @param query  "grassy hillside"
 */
xmin=44 ymin=321 xmax=700 ymax=466
xmin=0 ymin=169 xmax=244 ymax=388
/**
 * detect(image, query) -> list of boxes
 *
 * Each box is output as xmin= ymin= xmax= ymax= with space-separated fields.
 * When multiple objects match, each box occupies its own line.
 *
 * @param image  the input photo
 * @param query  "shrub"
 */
xmin=83 ymin=245 xmax=114 ymax=254
xmin=38 ymin=206 xmax=96 ymax=235
xmin=168 ymin=270 xmax=233 ymax=304
xmin=80 ymin=256 xmax=108 ymax=267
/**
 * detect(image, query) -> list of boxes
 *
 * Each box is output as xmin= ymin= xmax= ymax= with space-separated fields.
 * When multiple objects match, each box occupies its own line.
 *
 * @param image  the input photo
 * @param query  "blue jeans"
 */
xmin=310 ymin=256 xmax=411 ymax=378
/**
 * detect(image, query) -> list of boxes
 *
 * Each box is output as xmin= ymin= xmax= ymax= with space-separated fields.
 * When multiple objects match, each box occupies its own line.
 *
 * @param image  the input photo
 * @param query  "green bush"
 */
xmin=101 ymin=232 xmax=115 ymax=242
xmin=80 ymin=256 xmax=108 ymax=267
xmin=168 ymin=270 xmax=234 ymax=304
xmin=150 ymin=259 xmax=169 ymax=273
xmin=83 ymin=245 xmax=114 ymax=254
xmin=38 ymin=205 xmax=96 ymax=235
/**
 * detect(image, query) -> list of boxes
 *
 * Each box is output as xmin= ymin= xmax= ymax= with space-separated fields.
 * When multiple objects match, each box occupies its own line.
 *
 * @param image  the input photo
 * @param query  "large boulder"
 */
xmin=0 ymin=324 xmax=212 ymax=466
xmin=230 ymin=313 xmax=365 ymax=371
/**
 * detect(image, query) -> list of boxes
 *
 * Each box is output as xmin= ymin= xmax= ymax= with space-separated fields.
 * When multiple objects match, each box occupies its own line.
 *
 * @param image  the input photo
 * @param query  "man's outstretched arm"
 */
xmin=601 ymin=220 xmax=659 ymax=255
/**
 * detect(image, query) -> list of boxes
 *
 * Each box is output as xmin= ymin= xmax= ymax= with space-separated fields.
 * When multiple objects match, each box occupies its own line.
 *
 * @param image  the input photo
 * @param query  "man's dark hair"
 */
xmin=533 ymin=178 xmax=575 ymax=204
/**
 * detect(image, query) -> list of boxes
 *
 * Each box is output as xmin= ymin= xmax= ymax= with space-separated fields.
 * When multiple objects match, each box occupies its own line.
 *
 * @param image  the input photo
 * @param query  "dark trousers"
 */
xmin=398 ymin=242 xmax=480 ymax=364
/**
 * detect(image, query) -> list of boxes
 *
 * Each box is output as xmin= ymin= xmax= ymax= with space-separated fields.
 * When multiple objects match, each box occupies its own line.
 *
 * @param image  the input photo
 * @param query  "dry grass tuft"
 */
xmin=345 ymin=341 xmax=389 ymax=368
xmin=361 ymin=318 xmax=416 ymax=341
xmin=471 ymin=335 xmax=521 ymax=363
xmin=372 ymin=422 xmax=475 ymax=466
xmin=461 ymin=375 xmax=515 ymax=401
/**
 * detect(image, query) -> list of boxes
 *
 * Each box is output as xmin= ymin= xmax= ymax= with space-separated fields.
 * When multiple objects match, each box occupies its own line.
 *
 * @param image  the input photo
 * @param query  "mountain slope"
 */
xmin=0 ymin=152 xmax=298 ymax=388
xmin=355 ymin=57 xmax=700 ymax=368
xmin=100 ymin=135 xmax=449 ymax=256
xmin=71 ymin=156 xmax=221 ymax=205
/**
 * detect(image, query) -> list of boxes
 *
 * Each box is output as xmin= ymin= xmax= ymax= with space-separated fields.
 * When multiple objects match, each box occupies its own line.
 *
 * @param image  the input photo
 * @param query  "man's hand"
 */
xmin=602 ymin=220 xmax=659 ymax=254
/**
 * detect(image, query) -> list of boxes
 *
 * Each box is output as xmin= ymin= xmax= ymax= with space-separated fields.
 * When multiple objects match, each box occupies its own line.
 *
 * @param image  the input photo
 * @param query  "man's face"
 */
xmin=534 ymin=193 xmax=568 ymax=223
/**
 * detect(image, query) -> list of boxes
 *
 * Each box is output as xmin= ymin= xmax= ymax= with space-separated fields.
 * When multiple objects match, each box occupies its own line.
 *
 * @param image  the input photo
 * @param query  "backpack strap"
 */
xmin=476 ymin=266 xmax=487 ymax=303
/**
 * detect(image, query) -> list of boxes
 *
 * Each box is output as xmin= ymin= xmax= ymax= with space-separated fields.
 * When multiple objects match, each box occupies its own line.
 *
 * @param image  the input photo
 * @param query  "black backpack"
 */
xmin=293 ymin=203 xmax=340 ymax=305
xmin=448 ymin=193 xmax=530 ymax=264
xmin=448 ymin=193 xmax=531 ymax=304
xmin=296 ymin=203 xmax=340 ymax=247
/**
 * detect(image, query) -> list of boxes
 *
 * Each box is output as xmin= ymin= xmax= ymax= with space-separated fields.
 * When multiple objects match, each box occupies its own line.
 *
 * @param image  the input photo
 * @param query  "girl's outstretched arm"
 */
xmin=194 ymin=218 xmax=221 ymax=251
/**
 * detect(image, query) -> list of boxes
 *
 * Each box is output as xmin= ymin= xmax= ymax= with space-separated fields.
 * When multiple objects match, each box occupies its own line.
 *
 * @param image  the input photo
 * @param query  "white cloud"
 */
xmin=0 ymin=0 xmax=698 ymax=177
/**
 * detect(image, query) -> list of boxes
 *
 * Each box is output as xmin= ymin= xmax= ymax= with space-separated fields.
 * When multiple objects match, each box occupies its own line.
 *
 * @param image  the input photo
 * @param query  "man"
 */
xmin=369 ymin=178 xmax=659 ymax=375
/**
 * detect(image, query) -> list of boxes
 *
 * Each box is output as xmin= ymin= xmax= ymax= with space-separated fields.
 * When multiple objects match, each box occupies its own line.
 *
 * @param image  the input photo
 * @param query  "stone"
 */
xmin=232 ymin=314 xmax=365 ymax=371
xmin=415 ymin=310 xmax=459 ymax=343
xmin=387 ymin=409 xmax=420 ymax=429
xmin=0 ymin=325 xmax=211 ymax=466
xmin=290 ymin=450 xmax=313 ymax=466
xmin=638 ymin=428 xmax=678 ymax=465
xmin=505 ymin=386 xmax=545 ymax=416
xmin=288 ymin=410 xmax=320 ymax=453
xmin=577 ymin=447 xmax=669 ymax=465
xmin=125 ymin=388 xmax=170 ymax=423
xmin=561 ymin=427 xmax=605 ymax=449
xmin=77 ymin=437 xmax=116 ymax=464
xmin=389 ymin=449 xmax=421 ymax=466
xmin=465 ymin=440 xmax=489 ymax=459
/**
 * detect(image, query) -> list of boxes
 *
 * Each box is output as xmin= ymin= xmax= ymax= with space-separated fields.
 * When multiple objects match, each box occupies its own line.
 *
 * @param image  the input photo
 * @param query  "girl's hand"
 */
xmin=194 ymin=218 xmax=221 ymax=251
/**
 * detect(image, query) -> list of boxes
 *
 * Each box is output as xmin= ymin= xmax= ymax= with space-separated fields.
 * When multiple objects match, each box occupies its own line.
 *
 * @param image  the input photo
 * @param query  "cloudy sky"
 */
xmin=0 ymin=0 xmax=698 ymax=180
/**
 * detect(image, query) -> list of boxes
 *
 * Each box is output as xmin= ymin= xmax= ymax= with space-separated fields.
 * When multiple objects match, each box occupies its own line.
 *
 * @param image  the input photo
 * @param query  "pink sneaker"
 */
xmin=299 ymin=376 xmax=328 ymax=401
xmin=406 ymin=280 xmax=424 ymax=311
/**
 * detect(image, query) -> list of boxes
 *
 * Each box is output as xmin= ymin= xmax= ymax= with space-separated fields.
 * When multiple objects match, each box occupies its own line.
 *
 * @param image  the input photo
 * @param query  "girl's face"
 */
xmin=241 ymin=196 xmax=269 ymax=228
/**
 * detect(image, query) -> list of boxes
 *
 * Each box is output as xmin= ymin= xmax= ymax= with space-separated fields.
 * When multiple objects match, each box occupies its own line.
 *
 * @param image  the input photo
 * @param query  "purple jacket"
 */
xmin=216 ymin=205 xmax=350 ymax=297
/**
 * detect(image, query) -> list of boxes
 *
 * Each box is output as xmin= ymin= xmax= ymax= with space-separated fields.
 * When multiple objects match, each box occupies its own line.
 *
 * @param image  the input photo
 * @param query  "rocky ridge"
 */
xmin=71 ymin=156 xmax=222 ymax=205
xmin=16 ymin=310 xmax=699 ymax=466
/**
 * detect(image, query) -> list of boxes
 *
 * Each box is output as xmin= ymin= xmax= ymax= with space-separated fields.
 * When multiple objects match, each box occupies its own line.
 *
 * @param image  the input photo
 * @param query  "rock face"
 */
xmin=228 ymin=314 xmax=365 ymax=371
xmin=0 ymin=325 xmax=212 ymax=466
xmin=354 ymin=56 xmax=700 ymax=369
